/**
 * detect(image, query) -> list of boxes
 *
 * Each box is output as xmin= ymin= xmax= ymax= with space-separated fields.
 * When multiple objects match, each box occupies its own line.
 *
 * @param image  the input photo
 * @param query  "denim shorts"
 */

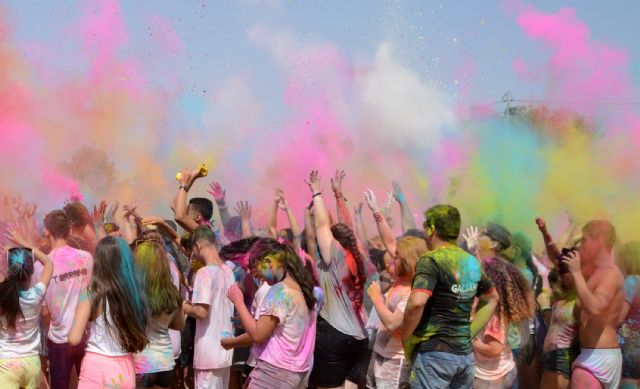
xmin=542 ymin=348 xmax=577 ymax=379
xmin=410 ymin=351 xmax=475 ymax=389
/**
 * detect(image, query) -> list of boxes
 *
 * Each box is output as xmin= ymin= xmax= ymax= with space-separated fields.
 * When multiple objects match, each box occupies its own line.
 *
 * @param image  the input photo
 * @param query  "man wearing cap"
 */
xmin=402 ymin=204 xmax=499 ymax=388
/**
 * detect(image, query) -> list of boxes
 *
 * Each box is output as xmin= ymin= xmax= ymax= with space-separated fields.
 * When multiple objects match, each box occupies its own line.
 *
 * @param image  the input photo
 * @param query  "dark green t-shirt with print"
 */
xmin=411 ymin=245 xmax=493 ymax=355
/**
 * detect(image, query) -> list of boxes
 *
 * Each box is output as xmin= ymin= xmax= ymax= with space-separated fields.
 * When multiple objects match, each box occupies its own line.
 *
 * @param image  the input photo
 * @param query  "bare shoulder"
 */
xmin=592 ymin=265 xmax=624 ymax=289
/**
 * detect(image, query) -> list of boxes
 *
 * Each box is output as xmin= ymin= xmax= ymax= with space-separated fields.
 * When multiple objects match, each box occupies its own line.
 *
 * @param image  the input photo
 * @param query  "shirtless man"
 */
xmin=562 ymin=220 xmax=625 ymax=389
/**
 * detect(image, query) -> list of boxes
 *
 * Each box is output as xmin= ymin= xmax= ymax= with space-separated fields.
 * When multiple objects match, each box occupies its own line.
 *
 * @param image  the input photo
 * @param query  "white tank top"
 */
xmin=86 ymin=303 xmax=129 ymax=356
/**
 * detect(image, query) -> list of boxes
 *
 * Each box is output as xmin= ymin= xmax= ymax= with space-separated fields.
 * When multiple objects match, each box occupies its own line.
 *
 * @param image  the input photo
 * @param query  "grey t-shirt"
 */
xmin=316 ymin=241 xmax=366 ymax=339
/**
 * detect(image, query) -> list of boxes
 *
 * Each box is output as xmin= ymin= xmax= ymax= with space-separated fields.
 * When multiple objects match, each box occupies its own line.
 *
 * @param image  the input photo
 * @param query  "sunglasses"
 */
xmin=130 ymin=238 xmax=162 ymax=248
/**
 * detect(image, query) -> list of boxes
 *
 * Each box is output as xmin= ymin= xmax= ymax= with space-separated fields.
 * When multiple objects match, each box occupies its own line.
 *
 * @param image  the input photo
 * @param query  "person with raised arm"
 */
xmin=306 ymin=170 xmax=368 ymax=389
xmin=391 ymin=181 xmax=418 ymax=235
xmin=331 ymin=170 xmax=354 ymax=230
xmin=402 ymin=205 xmax=499 ymax=389
xmin=172 ymin=167 xmax=214 ymax=234
xmin=363 ymin=189 xmax=426 ymax=388
xmin=563 ymin=220 xmax=625 ymax=389
xmin=0 ymin=227 xmax=54 ymax=389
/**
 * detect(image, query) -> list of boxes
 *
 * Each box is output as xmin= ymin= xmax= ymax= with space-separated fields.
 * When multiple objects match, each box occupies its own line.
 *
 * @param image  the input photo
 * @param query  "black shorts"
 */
xmin=311 ymin=317 xmax=368 ymax=388
xmin=177 ymin=316 xmax=196 ymax=367
xmin=232 ymin=327 xmax=250 ymax=371
xmin=136 ymin=369 xmax=174 ymax=388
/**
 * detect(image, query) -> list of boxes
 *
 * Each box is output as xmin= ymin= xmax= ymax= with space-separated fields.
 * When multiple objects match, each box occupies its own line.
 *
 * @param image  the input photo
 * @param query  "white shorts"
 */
xmin=195 ymin=367 xmax=230 ymax=389
xmin=572 ymin=348 xmax=622 ymax=389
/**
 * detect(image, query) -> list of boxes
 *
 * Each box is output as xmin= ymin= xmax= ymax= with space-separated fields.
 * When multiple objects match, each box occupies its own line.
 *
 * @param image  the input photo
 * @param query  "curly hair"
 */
xmin=482 ymin=257 xmax=535 ymax=323
xmin=331 ymin=223 xmax=366 ymax=315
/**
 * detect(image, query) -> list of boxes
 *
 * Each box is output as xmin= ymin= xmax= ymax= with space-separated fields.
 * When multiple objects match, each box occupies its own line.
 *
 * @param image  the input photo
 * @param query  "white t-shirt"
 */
xmin=86 ymin=303 xmax=128 ymax=357
xmin=247 ymin=281 xmax=272 ymax=367
xmin=43 ymin=246 xmax=93 ymax=344
xmin=0 ymin=282 xmax=47 ymax=358
xmin=256 ymin=282 xmax=317 ymax=372
xmin=192 ymin=263 xmax=235 ymax=370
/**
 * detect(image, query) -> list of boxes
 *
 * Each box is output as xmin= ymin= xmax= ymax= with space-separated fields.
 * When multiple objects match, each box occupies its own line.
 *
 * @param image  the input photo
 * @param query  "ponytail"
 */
xmin=0 ymin=274 xmax=23 ymax=330
xmin=331 ymin=223 xmax=366 ymax=316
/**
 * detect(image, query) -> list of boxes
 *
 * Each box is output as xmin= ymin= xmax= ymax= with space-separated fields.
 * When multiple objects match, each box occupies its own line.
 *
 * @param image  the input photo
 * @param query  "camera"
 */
xmin=556 ymin=247 xmax=576 ymax=274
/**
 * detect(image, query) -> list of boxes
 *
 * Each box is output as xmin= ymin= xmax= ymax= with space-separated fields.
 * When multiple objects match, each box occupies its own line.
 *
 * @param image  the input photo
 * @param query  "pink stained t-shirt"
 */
xmin=256 ymin=281 xmax=317 ymax=373
xmin=373 ymin=284 xmax=410 ymax=360
xmin=192 ymin=263 xmax=235 ymax=370
xmin=43 ymin=246 xmax=93 ymax=344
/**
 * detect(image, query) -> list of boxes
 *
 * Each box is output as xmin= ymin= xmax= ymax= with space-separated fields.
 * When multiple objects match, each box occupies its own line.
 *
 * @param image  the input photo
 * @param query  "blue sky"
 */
xmin=5 ymin=0 xmax=640 ymax=125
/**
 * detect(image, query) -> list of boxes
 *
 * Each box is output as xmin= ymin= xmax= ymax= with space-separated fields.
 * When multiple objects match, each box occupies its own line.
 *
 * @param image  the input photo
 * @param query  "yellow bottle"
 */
xmin=176 ymin=163 xmax=208 ymax=181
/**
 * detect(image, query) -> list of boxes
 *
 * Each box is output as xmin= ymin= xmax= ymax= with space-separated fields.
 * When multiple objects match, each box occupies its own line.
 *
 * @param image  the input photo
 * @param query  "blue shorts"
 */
xmin=410 ymin=351 xmax=474 ymax=389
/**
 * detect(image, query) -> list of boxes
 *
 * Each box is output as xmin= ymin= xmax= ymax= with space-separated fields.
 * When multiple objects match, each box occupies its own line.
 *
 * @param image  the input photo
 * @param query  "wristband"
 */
xmin=179 ymin=184 xmax=190 ymax=192
xmin=312 ymin=192 xmax=322 ymax=198
xmin=373 ymin=210 xmax=384 ymax=222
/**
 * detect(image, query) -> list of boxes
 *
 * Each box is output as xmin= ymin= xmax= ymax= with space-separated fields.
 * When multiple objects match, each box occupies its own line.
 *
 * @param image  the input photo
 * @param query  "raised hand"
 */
xmin=122 ymin=204 xmax=139 ymax=221
xmin=105 ymin=200 xmax=120 ymax=222
xmin=383 ymin=191 xmax=394 ymax=210
xmin=92 ymin=201 xmax=108 ymax=224
xmin=305 ymin=170 xmax=321 ymax=194
xmin=354 ymin=202 xmax=363 ymax=218
xmin=535 ymin=217 xmax=547 ymax=232
xmin=363 ymin=189 xmax=379 ymax=212
xmin=234 ymin=201 xmax=252 ymax=220
xmin=331 ymin=170 xmax=346 ymax=194
xmin=24 ymin=202 xmax=37 ymax=219
xmin=4 ymin=224 xmax=31 ymax=248
xmin=276 ymin=189 xmax=289 ymax=210
xmin=392 ymin=180 xmax=406 ymax=203
xmin=177 ymin=168 xmax=193 ymax=188
xmin=462 ymin=226 xmax=479 ymax=252
xmin=207 ymin=181 xmax=226 ymax=203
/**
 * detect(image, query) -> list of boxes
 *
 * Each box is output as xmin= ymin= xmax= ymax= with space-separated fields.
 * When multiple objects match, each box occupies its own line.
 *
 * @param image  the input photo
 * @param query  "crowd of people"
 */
xmin=0 ymin=167 xmax=638 ymax=389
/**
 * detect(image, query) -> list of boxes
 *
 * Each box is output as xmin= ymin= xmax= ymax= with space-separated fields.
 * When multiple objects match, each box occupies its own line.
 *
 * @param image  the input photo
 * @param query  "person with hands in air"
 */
xmin=391 ymin=181 xmax=418 ymax=236
xmin=181 ymin=226 xmax=235 ymax=389
xmin=402 ymin=205 xmax=499 ymax=389
xmin=0 ymin=226 xmax=54 ymax=389
xmin=331 ymin=170 xmax=354 ymax=231
xmin=268 ymin=188 xmax=302 ymax=247
xmin=363 ymin=188 xmax=426 ymax=388
xmin=306 ymin=170 xmax=369 ymax=389
xmin=224 ymin=238 xmax=318 ymax=389
xmin=234 ymin=201 xmax=253 ymax=239
xmin=173 ymin=167 xmax=214 ymax=234
xmin=561 ymin=220 xmax=624 ymax=389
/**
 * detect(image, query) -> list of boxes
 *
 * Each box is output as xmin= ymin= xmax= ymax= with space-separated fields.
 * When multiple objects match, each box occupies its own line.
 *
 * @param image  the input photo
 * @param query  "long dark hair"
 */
xmin=331 ymin=223 xmax=366 ymax=314
xmin=90 ymin=237 xmax=148 ymax=353
xmin=483 ymin=257 xmax=535 ymax=323
xmin=248 ymin=238 xmax=316 ymax=310
xmin=0 ymin=248 xmax=34 ymax=330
